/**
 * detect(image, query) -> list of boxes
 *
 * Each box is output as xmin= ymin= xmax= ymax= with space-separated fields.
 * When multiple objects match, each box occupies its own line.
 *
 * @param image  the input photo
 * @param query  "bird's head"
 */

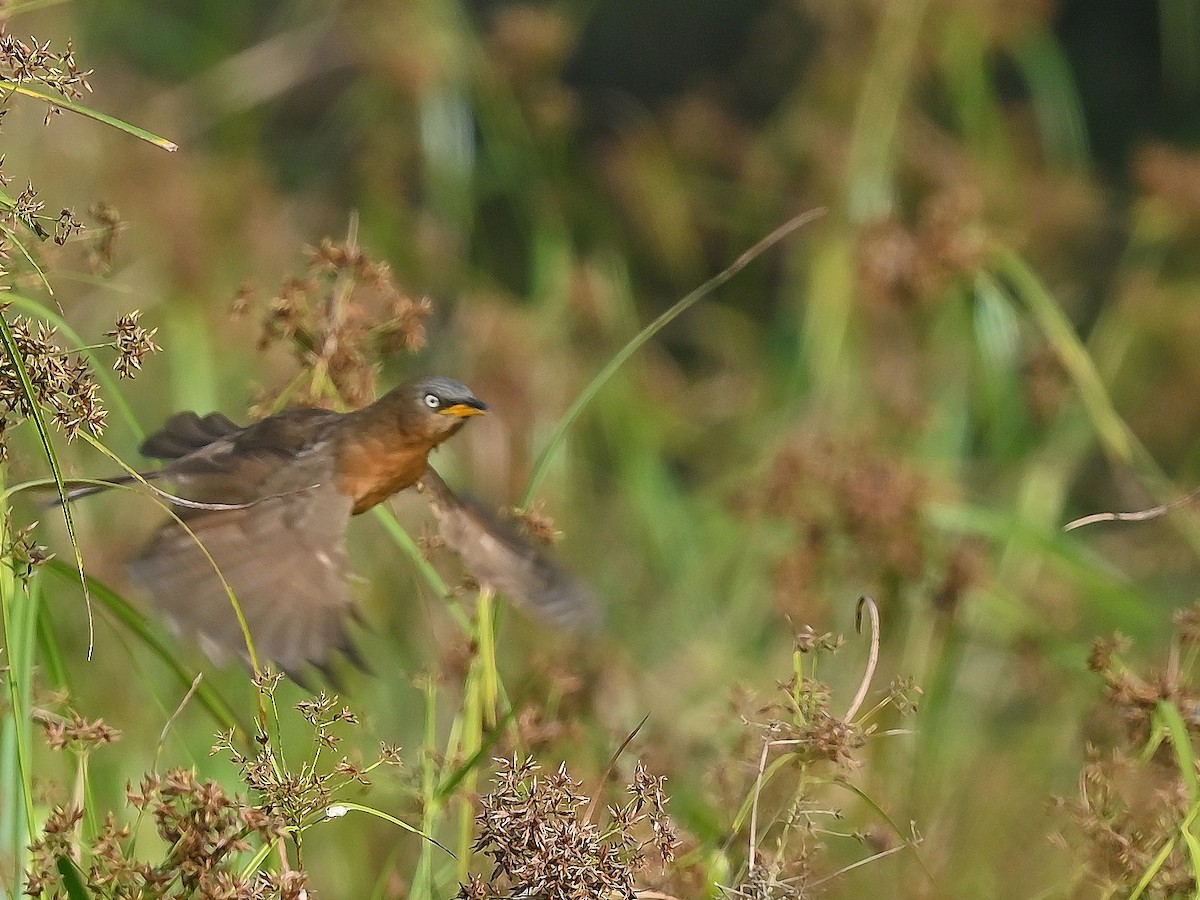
xmin=391 ymin=375 xmax=488 ymax=440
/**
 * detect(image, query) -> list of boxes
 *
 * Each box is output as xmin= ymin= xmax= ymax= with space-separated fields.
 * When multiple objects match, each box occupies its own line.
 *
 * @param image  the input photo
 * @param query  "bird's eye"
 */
xmin=423 ymin=393 xmax=441 ymax=409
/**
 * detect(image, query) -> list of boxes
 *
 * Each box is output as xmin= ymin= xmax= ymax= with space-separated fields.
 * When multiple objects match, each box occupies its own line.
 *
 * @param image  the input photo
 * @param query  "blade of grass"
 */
xmin=372 ymin=505 xmax=471 ymax=634
xmin=1158 ymin=700 xmax=1199 ymax=800
xmin=54 ymin=856 xmax=89 ymax=900
xmin=454 ymin=618 xmax=485 ymax=881
xmin=476 ymin=588 xmax=498 ymax=730
xmin=433 ymin=703 xmax=517 ymax=800
xmin=836 ymin=778 xmax=937 ymax=887
xmin=0 ymin=225 xmax=53 ymax=296
xmin=994 ymin=248 xmax=1134 ymax=462
xmin=845 ymin=0 xmax=930 ymax=220
xmin=35 ymin=589 xmax=70 ymax=690
xmin=583 ymin=713 xmax=650 ymax=824
xmin=521 ymin=208 xmax=826 ymax=506
xmin=412 ymin=677 xmax=441 ymax=900
xmin=42 ymin=557 xmax=246 ymax=737
xmin=4 ymin=0 xmax=72 ymax=16
xmin=1129 ymin=833 xmax=1178 ymax=900
xmin=996 ymin=248 xmax=1200 ymax=560
xmin=0 ymin=80 xmax=178 ymax=151
xmin=0 ymin=496 xmax=38 ymax=885
xmin=322 ymin=802 xmax=454 ymax=856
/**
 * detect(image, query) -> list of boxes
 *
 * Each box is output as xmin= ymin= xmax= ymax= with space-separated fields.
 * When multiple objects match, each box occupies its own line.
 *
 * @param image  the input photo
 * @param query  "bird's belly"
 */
xmin=335 ymin=441 xmax=431 ymax=514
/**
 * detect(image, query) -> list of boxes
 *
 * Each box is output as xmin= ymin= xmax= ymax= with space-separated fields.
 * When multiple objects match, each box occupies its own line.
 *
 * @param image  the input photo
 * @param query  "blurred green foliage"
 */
xmin=6 ymin=0 xmax=1200 ymax=896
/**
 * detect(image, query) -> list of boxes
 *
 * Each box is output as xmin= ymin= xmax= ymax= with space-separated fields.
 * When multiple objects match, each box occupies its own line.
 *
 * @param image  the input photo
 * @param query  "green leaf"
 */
xmin=321 ymin=802 xmax=454 ymax=856
xmin=0 ymin=80 xmax=177 ymax=151
xmin=55 ymin=855 xmax=90 ymax=900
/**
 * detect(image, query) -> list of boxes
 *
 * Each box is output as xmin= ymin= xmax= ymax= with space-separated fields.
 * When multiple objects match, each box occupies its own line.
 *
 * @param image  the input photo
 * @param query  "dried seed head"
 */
xmin=106 ymin=309 xmax=161 ymax=378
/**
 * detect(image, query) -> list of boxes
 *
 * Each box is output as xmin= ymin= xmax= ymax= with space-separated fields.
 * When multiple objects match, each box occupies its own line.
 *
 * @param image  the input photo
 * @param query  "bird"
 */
xmin=69 ymin=374 xmax=593 ymax=677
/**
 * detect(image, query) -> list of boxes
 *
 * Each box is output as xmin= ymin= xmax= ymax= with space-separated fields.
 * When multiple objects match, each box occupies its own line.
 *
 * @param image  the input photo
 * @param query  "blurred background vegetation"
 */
xmin=7 ymin=0 xmax=1200 ymax=896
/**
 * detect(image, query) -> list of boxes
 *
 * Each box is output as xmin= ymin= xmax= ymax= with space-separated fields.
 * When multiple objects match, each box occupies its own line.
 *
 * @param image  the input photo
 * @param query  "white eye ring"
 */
xmin=423 ymin=393 xmax=440 ymax=409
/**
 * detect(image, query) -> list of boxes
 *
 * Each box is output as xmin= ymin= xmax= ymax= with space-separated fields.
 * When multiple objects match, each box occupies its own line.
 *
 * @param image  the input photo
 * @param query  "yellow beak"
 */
xmin=440 ymin=402 xmax=488 ymax=418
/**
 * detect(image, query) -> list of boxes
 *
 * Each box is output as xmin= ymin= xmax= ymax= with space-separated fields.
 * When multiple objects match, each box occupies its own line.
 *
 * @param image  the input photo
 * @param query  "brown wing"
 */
xmin=128 ymin=441 xmax=357 ymax=676
xmin=419 ymin=468 xmax=600 ymax=631
xmin=155 ymin=407 xmax=344 ymax=505
xmin=139 ymin=411 xmax=241 ymax=460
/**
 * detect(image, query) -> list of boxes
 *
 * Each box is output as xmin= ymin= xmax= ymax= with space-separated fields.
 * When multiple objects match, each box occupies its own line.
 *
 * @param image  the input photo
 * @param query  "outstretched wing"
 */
xmin=128 ymin=433 xmax=357 ymax=676
xmin=419 ymin=468 xmax=600 ymax=631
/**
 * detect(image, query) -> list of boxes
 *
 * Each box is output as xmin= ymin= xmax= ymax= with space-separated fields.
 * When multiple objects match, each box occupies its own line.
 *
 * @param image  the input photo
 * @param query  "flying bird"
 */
xmin=72 ymin=375 xmax=597 ymax=675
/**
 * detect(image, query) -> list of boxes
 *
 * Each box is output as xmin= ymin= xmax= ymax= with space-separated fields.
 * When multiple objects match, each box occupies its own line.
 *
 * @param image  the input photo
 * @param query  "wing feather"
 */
xmin=128 ymin=451 xmax=356 ymax=673
xmin=419 ymin=468 xmax=600 ymax=631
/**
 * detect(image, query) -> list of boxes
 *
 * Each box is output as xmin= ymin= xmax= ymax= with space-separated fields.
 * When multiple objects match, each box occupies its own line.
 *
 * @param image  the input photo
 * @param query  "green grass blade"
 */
xmin=0 ymin=225 xmax=53 ymax=295
xmin=521 ymin=208 xmax=826 ymax=505
xmin=836 ymin=778 xmax=938 ymax=887
xmin=1129 ymin=833 xmax=1177 ymax=900
xmin=729 ymin=753 xmax=792 ymax=836
xmin=994 ymin=248 xmax=1134 ymax=463
xmin=323 ymin=802 xmax=454 ymax=856
xmin=434 ymin=704 xmax=516 ymax=801
xmin=1158 ymin=700 xmax=1199 ymax=801
xmin=371 ymin=506 xmax=472 ymax=634
xmin=54 ymin=856 xmax=89 ymax=900
xmin=35 ymin=587 xmax=70 ymax=690
xmin=0 ymin=80 xmax=177 ymax=151
xmin=43 ymin=558 xmax=246 ymax=737
xmin=995 ymin=248 xmax=1200 ymax=560
xmin=0 ymin=497 xmax=38 ymax=885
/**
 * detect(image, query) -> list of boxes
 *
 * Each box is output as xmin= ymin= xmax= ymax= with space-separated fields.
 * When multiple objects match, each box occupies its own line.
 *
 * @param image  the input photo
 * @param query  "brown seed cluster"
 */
xmin=106 ymin=309 xmax=161 ymax=378
xmin=0 ymin=30 xmax=92 ymax=125
xmin=0 ymin=306 xmax=161 ymax=452
xmin=24 ymin=770 xmax=296 ymax=900
xmin=1133 ymin=142 xmax=1200 ymax=224
xmin=753 ymin=437 xmax=932 ymax=619
xmin=4 ymin=517 xmax=52 ymax=577
xmin=214 ymin=687 xmax=400 ymax=830
xmin=723 ymin=617 xmax=922 ymax=895
xmin=856 ymin=189 xmax=990 ymax=311
xmin=0 ymin=312 xmax=106 ymax=440
xmin=1055 ymin=607 xmax=1200 ymax=895
xmin=778 ymin=675 xmax=866 ymax=768
xmin=1058 ymin=745 xmax=1194 ymax=897
xmin=510 ymin=500 xmax=562 ymax=545
xmin=0 ymin=65 xmax=152 ymax=450
xmin=233 ymin=234 xmax=433 ymax=409
xmin=40 ymin=710 xmax=120 ymax=751
xmin=1 ymin=182 xmax=82 ymax=246
xmin=459 ymin=755 xmax=677 ymax=900
xmin=0 ymin=30 xmax=92 ymax=98
xmin=25 ymin=686 xmax=405 ymax=899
